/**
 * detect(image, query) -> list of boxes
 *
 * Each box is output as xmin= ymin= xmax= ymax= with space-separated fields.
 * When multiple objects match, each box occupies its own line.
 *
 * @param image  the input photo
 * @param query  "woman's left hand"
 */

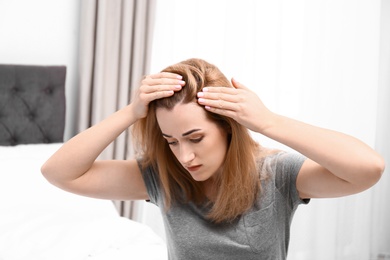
xmin=197 ymin=78 xmax=273 ymax=133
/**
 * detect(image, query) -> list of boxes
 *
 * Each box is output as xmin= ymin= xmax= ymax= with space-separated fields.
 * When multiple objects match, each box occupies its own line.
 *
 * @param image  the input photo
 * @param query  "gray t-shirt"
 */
xmin=140 ymin=151 xmax=308 ymax=259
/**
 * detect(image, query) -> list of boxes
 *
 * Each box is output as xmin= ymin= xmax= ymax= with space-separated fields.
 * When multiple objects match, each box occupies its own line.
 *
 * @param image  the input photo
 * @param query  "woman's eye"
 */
xmin=190 ymin=137 xmax=203 ymax=143
xmin=167 ymin=141 xmax=178 ymax=146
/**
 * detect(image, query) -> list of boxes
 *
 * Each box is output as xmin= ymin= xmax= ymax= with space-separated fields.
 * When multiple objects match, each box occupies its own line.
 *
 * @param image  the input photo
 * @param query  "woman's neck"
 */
xmin=202 ymin=178 xmax=217 ymax=202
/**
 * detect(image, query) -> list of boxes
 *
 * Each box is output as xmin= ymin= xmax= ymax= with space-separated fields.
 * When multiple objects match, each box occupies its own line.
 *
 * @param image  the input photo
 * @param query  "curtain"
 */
xmin=144 ymin=0 xmax=390 ymax=257
xmin=77 ymin=0 xmax=156 ymax=219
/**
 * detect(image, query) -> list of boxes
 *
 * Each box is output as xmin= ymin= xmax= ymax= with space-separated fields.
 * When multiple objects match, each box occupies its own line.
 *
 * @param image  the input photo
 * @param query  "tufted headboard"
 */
xmin=0 ymin=64 xmax=66 ymax=146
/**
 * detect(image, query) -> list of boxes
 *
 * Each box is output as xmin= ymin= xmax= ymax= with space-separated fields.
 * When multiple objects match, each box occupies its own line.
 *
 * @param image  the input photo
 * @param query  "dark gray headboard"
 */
xmin=0 ymin=64 xmax=66 ymax=146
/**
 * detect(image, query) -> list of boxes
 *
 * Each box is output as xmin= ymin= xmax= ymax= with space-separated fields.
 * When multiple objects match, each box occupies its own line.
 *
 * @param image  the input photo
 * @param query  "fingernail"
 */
xmin=198 ymin=98 xmax=205 ymax=103
xmin=174 ymin=85 xmax=182 ymax=89
xmin=202 ymin=87 xmax=209 ymax=92
xmin=177 ymin=75 xmax=183 ymax=79
xmin=178 ymin=80 xmax=185 ymax=84
xmin=197 ymin=92 xmax=204 ymax=97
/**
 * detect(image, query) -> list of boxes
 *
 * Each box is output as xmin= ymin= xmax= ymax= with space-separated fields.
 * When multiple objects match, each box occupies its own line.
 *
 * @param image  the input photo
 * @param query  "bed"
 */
xmin=0 ymin=65 xmax=167 ymax=260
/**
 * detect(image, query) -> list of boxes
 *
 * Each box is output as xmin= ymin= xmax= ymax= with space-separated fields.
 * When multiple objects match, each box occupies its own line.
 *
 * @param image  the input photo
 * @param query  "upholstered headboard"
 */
xmin=0 ymin=64 xmax=66 ymax=146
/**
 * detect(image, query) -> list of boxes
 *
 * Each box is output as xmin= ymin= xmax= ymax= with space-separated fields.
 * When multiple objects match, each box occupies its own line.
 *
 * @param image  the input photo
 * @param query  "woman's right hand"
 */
xmin=131 ymin=72 xmax=185 ymax=119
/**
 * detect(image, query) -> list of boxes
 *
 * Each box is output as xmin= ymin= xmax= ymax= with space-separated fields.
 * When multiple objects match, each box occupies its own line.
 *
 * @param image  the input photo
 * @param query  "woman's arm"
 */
xmin=41 ymin=72 xmax=185 ymax=200
xmin=260 ymin=113 xmax=385 ymax=198
xmin=197 ymin=78 xmax=385 ymax=199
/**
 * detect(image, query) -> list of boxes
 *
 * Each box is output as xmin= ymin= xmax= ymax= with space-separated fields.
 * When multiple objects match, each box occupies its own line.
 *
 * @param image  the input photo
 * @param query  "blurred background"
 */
xmin=0 ymin=0 xmax=389 ymax=259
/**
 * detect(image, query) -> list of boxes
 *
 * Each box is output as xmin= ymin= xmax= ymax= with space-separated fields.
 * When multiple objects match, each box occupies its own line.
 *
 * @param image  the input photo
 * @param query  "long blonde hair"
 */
xmin=132 ymin=58 xmax=266 ymax=223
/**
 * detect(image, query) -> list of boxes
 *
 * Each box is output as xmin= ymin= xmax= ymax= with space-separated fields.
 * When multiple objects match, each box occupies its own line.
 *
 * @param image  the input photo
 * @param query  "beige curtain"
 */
xmin=77 ymin=0 xmax=156 ymax=219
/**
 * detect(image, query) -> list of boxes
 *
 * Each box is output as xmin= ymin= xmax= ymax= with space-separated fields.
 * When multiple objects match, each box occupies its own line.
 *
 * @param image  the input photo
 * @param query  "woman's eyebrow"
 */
xmin=182 ymin=129 xmax=201 ymax=137
xmin=162 ymin=129 xmax=201 ymax=138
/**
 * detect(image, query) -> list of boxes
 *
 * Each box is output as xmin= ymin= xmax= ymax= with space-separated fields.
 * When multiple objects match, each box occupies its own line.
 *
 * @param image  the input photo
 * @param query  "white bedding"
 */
xmin=0 ymin=144 xmax=167 ymax=260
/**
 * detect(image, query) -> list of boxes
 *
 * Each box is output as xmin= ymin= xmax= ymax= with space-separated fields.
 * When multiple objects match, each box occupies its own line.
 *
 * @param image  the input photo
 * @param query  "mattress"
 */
xmin=0 ymin=143 xmax=167 ymax=260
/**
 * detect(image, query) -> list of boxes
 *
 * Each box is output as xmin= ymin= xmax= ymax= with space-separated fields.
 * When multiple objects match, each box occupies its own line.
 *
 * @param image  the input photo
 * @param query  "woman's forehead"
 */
xmin=156 ymin=103 xmax=213 ymax=136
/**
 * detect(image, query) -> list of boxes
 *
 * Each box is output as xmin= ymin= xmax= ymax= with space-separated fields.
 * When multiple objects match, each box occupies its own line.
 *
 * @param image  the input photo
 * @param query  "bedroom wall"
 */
xmin=0 ymin=0 xmax=80 ymax=140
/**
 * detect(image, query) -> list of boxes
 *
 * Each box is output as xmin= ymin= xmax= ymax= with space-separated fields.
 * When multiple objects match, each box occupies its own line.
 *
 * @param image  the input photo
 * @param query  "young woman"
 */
xmin=42 ymin=58 xmax=385 ymax=259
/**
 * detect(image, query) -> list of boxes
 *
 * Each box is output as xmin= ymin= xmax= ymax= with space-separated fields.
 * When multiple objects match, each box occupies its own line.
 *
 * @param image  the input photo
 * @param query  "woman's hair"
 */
xmin=132 ymin=58 xmax=265 ymax=223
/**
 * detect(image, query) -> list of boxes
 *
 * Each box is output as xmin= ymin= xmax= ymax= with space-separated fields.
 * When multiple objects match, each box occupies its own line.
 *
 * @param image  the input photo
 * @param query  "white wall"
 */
xmin=0 ymin=0 xmax=80 ymax=140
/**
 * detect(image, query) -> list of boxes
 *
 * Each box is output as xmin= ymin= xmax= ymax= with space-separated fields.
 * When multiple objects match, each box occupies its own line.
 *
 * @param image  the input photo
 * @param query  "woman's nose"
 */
xmin=179 ymin=144 xmax=195 ymax=164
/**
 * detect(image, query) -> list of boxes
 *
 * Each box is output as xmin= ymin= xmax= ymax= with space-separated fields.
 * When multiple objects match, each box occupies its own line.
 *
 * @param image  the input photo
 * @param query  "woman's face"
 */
xmin=156 ymin=102 xmax=228 ymax=182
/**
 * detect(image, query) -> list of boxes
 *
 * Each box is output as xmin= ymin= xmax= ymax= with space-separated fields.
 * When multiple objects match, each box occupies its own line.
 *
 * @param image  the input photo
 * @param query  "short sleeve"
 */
xmin=137 ymin=159 xmax=162 ymax=206
xmin=265 ymin=151 xmax=309 ymax=209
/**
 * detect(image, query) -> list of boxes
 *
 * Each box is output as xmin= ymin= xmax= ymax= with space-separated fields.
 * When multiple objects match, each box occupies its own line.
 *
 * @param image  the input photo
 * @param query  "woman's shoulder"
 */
xmin=257 ymin=148 xmax=305 ymax=164
xmin=256 ymin=148 xmax=306 ymax=178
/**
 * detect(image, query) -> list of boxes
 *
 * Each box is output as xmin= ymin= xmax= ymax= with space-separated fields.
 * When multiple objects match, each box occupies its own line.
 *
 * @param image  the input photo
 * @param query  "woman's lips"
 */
xmin=186 ymin=165 xmax=202 ymax=172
